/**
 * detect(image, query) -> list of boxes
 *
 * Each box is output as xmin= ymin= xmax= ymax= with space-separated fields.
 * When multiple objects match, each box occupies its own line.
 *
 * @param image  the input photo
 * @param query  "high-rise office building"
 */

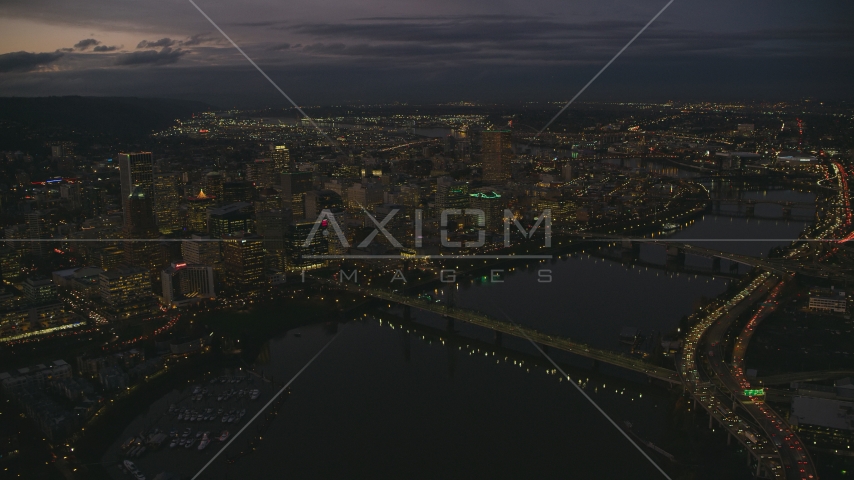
xmin=481 ymin=130 xmax=512 ymax=183
xmin=284 ymin=220 xmax=328 ymax=271
xmin=182 ymin=234 xmax=221 ymax=267
xmin=60 ymin=184 xmax=81 ymax=209
xmin=256 ymin=208 xmax=293 ymax=268
xmin=222 ymin=233 xmax=265 ymax=290
xmin=97 ymin=246 xmax=124 ymax=271
xmin=271 ymin=145 xmax=291 ymax=173
xmin=25 ymin=210 xmax=51 ymax=257
xmin=0 ymin=247 xmax=21 ymax=282
xmin=436 ymin=177 xmax=470 ymax=210
xmin=256 ymin=187 xmax=282 ymax=213
xmin=118 ymin=152 xmax=154 ymax=231
xmin=205 ymin=172 xmax=224 ymax=200
xmin=186 ymin=190 xmax=216 ymax=233
xmin=469 ymin=191 xmax=505 ymax=233
xmin=246 ymin=159 xmax=275 ymax=187
xmin=161 ymin=263 xmax=216 ymax=307
xmin=345 ymin=182 xmax=384 ymax=210
xmin=154 ymin=172 xmax=182 ymax=234
xmin=98 ymin=266 xmax=152 ymax=320
xmin=221 ymin=181 xmax=253 ymax=204
xmin=23 ymin=277 xmax=56 ymax=305
xmin=123 ymin=186 xmax=160 ymax=277
xmin=81 ymin=185 xmax=105 ymax=218
xmin=207 ymin=203 xmax=253 ymax=237
xmin=304 ymin=190 xmax=344 ymax=220
xmin=281 ymin=172 xmax=313 ymax=219
xmin=124 ymin=186 xmax=157 ymax=237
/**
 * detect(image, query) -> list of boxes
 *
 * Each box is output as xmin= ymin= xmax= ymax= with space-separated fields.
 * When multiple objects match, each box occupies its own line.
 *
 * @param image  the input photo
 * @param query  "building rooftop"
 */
xmin=791 ymin=395 xmax=854 ymax=431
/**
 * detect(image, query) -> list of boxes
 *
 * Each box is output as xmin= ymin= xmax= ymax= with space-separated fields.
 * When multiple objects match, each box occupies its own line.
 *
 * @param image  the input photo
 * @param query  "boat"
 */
xmin=198 ymin=432 xmax=211 ymax=450
xmin=661 ymin=223 xmax=679 ymax=231
xmin=250 ymin=389 xmax=260 ymax=400
xmin=169 ymin=439 xmax=178 ymax=448
xmin=218 ymin=430 xmax=229 ymax=442
xmin=185 ymin=438 xmax=196 ymax=449
xmin=123 ymin=460 xmax=138 ymax=472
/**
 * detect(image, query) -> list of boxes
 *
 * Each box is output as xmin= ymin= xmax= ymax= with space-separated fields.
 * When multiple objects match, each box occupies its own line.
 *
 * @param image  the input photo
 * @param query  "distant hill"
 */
xmin=0 ymin=96 xmax=215 ymax=150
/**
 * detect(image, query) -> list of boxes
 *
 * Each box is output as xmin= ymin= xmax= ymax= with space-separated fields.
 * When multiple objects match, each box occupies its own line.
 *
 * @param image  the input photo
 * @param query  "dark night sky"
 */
xmin=1 ymin=0 xmax=852 ymax=106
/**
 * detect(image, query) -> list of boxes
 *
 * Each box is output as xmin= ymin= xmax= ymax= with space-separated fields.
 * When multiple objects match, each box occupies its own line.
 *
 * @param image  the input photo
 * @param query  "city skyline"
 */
xmin=1 ymin=2 xmax=853 ymax=478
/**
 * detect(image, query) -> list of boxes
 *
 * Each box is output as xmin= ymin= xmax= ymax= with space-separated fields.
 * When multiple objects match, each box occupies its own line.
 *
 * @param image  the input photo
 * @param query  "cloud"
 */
xmin=268 ymin=43 xmax=291 ymax=51
xmin=300 ymin=42 xmax=470 ymax=59
xmin=115 ymin=47 xmax=186 ymax=66
xmin=136 ymin=38 xmax=177 ymax=49
xmin=73 ymin=38 xmax=100 ymax=50
xmin=0 ymin=51 xmax=64 ymax=72
xmin=181 ymin=33 xmax=217 ymax=47
xmin=93 ymin=45 xmax=119 ymax=52
xmin=279 ymin=16 xmax=854 ymax=68
xmin=230 ymin=21 xmax=282 ymax=27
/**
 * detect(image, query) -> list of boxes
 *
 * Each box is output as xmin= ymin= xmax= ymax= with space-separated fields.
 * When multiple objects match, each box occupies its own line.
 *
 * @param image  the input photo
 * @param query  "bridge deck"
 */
xmin=326 ymin=280 xmax=680 ymax=384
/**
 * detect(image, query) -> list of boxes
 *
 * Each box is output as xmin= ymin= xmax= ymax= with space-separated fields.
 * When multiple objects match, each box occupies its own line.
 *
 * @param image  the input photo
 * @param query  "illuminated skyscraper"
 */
xmin=118 ymin=152 xmax=154 ymax=231
xmin=182 ymin=234 xmax=221 ymax=267
xmin=469 ymin=191 xmax=505 ymax=233
xmin=186 ymin=190 xmax=216 ymax=233
xmin=436 ymin=177 xmax=469 ymax=210
xmin=284 ymin=220 xmax=328 ymax=271
xmin=246 ymin=159 xmax=275 ymax=187
xmin=124 ymin=186 xmax=157 ymax=237
xmin=481 ymin=130 xmax=512 ymax=183
xmin=25 ymin=210 xmax=51 ymax=257
xmin=271 ymin=145 xmax=291 ymax=173
xmin=123 ymin=186 xmax=161 ymax=278
xmin=205 ymin=172 xmax=224 ymax=200
xmin=221 ymin=181 xmax=253 ymax=204
xmin=222 ymin=233 xmax=265 ymax=290
xmin=98 ymin=266 xmax=153 ymax=320
xmin=23 ymin=277 xmax=56 ymax=305
xmin=154 ymin=172 xmax=182 ymax=234
xmin=208 ymin=203 xmax=253 ymax=237
xmin=281 ymin=172 xmax=313 ymax=219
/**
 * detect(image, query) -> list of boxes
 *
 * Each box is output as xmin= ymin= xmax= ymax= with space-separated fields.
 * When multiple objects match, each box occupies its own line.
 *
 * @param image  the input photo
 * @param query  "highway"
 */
xmin=679 ymin=272 xmax=786 ymax=478
xmin=704 ymin=276 xmax=817 ymax=479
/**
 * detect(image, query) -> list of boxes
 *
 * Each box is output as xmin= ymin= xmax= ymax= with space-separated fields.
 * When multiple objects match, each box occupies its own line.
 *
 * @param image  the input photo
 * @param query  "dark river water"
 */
xmin=108 ymin=161 xmax=816 ymax=480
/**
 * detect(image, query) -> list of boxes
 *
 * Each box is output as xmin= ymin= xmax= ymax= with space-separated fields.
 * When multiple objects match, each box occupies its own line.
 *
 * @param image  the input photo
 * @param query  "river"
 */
xmin=107 ymin=161 xmax=815 ymax=480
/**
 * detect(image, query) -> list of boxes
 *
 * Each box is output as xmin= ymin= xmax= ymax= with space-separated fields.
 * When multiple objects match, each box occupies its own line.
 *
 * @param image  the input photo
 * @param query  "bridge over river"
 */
xmin=317 ymin=278 xmax=681 ymax=385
